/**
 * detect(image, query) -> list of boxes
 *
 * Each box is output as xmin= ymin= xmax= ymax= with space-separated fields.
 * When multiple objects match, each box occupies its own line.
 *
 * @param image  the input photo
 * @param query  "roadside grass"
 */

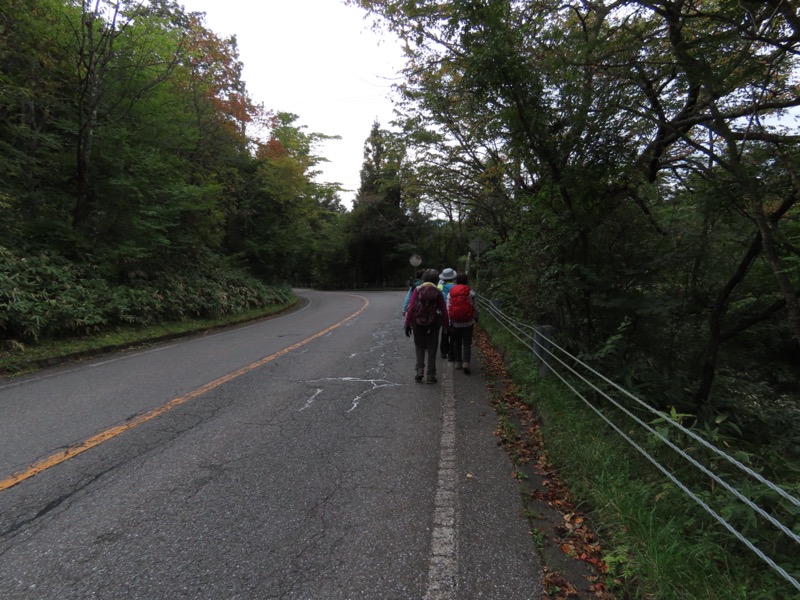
xmin=0 ymin=298 xmax=298 ymax=377
xmin=480 ymin=317 xmax=792 ymax=600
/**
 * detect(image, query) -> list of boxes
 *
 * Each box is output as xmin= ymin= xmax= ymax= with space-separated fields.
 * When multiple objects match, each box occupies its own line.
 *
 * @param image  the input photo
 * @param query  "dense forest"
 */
xmin=0 ymin=0 xmax=452 ymax=344
xmin=2 ymin=1 xmax=799 ymax=440
xmin=346 ymin=1 xmax=800 ymax=426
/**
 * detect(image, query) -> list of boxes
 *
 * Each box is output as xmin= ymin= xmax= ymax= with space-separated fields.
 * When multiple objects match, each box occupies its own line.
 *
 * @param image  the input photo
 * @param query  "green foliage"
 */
xmin=0 ymin=246 xmax=290 ymax=343
xmin=481 ymin=316 xmax=800 ymax=599
xmin=0 ymin=0 xmax=76 ymax=246
xmin=354 ymin=0 xmax=799 ymax=420
xmin=0 ymin=1 xmax=341 ymax=338
xmin=340 ymin=120 xmax=446 ymax=287
xmin=0 ymin=247 xmax=106 ymax=340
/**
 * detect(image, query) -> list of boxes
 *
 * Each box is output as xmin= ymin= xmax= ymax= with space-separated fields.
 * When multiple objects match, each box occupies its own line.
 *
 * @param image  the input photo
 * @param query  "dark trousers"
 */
xmin=451 ymin=325 xmax=474 ymax=364
xmin=440 ymin=329 xmax=452 ymax=359
xmin=413 ymin=324 xmax=441 ymax=376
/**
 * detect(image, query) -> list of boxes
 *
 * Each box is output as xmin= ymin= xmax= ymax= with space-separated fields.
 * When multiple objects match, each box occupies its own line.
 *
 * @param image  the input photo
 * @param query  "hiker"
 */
xmin=437 ymin=267 xmax=457 ymax=361
xmin=404 ymin=268 xmax=449 ymax=383
xmin=447 ymin=272 xmax=479 ymax=374
xmin=402 ymin=269 xmax=424 ymax=316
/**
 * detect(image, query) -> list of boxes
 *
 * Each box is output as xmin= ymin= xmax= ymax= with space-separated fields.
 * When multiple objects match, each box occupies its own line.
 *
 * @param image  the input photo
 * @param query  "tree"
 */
xmin=225 ymin=112 xmax=343 ymax=283
xmin=0 ymin=1 xmax=334 ymax=340
xmin=0 ymin=0 xmax=77 ymax=248
xmin=346 ymin=121 xmax=429 ymax=286
xmin=349 ymin=0 xmax=800 ymax=413
xmin=68 ymin=0 xmax=190 ymax=233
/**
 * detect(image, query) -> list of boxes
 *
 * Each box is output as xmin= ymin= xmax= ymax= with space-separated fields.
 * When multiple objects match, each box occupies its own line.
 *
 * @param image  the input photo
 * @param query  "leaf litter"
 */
xmin=475 ymin=328 xmax=619 ymax=599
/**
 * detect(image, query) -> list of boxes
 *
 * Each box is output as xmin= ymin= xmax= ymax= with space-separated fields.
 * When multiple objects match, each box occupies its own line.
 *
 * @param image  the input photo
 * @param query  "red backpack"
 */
xmin=448 ymin=284 xmax=474 ymax=322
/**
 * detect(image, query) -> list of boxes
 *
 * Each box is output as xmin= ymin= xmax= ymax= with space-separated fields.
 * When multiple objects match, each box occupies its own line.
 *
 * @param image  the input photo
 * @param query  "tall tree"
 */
xmin=350 ymin=0 xmax=800 ymax=412
xmin=346 ymin=121 xmax=427 ymax=285
xmin=68 ymin=0 xmax=189 ymax=233
xmin=0 ymin=0 xmax=76 ymax=247
xmin=226 ymin=112 xmax=343 ymax=283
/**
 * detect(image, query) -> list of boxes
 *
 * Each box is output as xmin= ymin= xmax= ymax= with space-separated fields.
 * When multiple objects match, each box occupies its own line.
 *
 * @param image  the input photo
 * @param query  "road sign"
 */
xmin=469 ymin=237 xmax=488 ymax=255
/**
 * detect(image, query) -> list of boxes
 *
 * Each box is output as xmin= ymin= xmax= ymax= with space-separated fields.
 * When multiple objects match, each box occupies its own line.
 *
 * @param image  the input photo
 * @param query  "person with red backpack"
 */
xmin=447 ymin=272 xmax=480 ymax=374
xmin=404 ymin=268 xmax=449 ymax=383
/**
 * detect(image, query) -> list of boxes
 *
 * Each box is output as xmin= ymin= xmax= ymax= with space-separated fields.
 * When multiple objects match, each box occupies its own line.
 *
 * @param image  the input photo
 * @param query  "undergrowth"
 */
xmin=480 ymin=317 xmax=798 ymax=600
xmin=0 ymin=246 xmax=292 ymax=343
xmin=0 ymin=246 xmax=297 ymax=376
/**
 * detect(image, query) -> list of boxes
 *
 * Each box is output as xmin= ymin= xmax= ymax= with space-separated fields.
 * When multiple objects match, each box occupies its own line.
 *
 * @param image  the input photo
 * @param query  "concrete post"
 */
xmin=533 ymin=325 xmax=554 ymax=376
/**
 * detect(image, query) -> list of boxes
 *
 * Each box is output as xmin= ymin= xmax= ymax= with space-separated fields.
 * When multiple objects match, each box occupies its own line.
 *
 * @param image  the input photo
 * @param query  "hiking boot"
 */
xmin=415 ymin=367 xmax=424 ymax=382
xmin=462 ymin=362 xmax=471 ymax=374
xmin=426 ymin=375 xmax=437 ymax=384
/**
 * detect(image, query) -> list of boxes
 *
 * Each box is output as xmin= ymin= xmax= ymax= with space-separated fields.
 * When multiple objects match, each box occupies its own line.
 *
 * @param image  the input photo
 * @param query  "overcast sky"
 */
xmin=178 ymin=0 xmax=406 ymax=209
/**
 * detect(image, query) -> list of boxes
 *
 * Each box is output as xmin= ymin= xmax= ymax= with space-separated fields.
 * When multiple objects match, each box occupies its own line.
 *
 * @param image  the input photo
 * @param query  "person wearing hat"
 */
xmin=438 ymin=267 xmax=457 ymax=362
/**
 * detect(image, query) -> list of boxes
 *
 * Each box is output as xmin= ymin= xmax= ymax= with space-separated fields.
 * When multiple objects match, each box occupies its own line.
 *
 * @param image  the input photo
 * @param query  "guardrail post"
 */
xmin=533 ymin=325 xmax=553 ymax=376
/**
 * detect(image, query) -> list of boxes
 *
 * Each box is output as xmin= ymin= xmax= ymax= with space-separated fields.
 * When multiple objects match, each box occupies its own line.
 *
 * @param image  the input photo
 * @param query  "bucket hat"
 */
xmin=440 ymin=267 xmax=457 ymax=281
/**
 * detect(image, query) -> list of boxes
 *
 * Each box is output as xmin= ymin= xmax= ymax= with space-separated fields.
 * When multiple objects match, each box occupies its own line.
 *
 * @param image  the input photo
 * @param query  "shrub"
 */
xmin=0 ymin=246 xmax=291 ymax=342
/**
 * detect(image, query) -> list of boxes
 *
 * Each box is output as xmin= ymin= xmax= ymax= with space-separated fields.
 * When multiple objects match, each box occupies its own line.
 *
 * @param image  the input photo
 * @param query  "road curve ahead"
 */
xmin=0 ymin=289 xmax=542 ymax=599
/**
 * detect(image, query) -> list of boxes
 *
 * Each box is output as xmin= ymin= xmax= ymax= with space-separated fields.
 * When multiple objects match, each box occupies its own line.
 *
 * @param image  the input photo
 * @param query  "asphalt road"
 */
xmin=0 ymin=290 xmax=543 ymax=599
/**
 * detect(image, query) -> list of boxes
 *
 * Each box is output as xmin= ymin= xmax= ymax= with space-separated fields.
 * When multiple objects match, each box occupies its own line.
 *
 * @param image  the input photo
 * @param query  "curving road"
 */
xmin=0 ymin=290 xmax=542 ymax=599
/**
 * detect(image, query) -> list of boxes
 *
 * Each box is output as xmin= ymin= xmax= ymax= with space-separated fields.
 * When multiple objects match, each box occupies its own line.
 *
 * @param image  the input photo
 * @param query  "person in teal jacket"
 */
xmin=437 ymin=267 xmax=457 ymax=361
xmin=402 ymin=269 xmax=424 ymax=315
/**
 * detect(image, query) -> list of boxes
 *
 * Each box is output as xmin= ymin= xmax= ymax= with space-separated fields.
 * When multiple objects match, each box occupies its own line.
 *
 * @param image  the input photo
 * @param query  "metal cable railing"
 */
xmin=476 ymin=293 xmax=800 ymax=593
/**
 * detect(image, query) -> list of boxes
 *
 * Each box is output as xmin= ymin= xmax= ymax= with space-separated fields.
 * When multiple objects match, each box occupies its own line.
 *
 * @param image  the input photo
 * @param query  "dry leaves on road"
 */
xmin=475 ymin=328 xmax=618 ymax=600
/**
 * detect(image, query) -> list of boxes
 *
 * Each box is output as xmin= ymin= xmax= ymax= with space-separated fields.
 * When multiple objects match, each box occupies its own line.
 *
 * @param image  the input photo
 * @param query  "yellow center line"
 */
xmin=0 ymin=295 xmax=369 ymax=493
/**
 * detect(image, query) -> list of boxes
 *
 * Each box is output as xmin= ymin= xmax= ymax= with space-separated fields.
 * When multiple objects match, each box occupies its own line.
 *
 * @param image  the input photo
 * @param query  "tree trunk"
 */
xmin=694 ymin=233 xmax=762 ymax=408
xmin=73 ymin=105 xmax=97 ymax=231
xmin=71 ymin=0 xmax=119 ymax=232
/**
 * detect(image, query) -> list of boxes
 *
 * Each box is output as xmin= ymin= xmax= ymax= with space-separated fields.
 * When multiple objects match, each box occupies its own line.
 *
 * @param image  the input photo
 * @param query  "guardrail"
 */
xmin=476 ymin=293 xmax=800 ymax=593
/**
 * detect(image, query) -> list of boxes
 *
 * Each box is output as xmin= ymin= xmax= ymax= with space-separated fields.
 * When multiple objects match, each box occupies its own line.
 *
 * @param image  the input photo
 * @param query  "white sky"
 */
xmin=179 ymin=0 xmax=406 ymax=209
